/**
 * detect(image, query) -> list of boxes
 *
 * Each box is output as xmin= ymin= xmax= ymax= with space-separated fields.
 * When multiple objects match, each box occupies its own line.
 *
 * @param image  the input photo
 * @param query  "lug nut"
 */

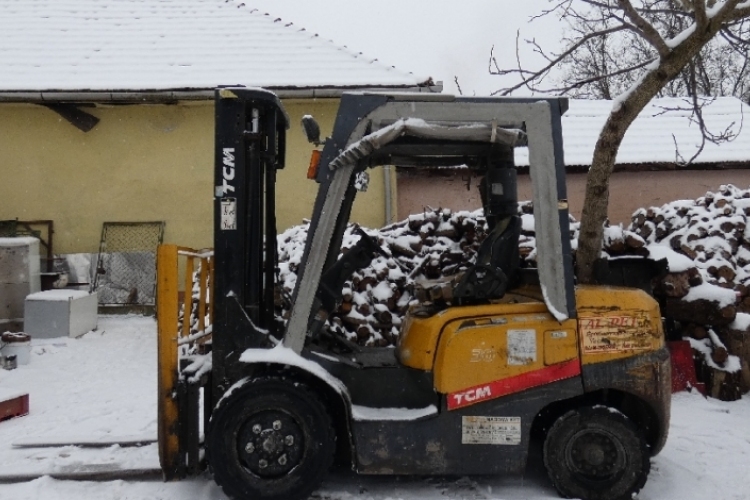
xmin=252 ymin=424 xmax=262 ymax=434
xmin=278 ymin=454 xmax=287 ymax=465
xmin=258 ymin=459 xmax=268 ymax=469
xmin=273 ymin=420 xmax=282 ymax=430
xmin=245 ymin=442 xmax=255 ymax=453
xmin=285 ymin=435 xmax=294 ymax=446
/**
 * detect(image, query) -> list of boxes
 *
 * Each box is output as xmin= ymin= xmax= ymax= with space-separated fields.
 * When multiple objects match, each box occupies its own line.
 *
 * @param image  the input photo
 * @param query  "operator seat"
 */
xmin=477 ymin=214 xmax=521 ymax=283
xmin=452 ymin=214 xmax=520 ymax=304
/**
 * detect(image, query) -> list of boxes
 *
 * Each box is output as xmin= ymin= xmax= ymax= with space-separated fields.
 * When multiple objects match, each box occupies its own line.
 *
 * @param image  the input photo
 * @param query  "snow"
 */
xmin=238 ymin=343 xmax=349 ymax=397
xmin=0 ymin=387 xmax=26 ymax=401
xmin=371 ymin=281 xmax=394 ymax=302
xmin=1 ymin=315 xmax=750 ymax=499
xmin=688 ymin=336 xmax=742 ymax=373
xmin=664 ymin=22 xmax=697 ymax=49
xmin=351 ymin=404 xmax=438 ymax=421
xmin=730 ymin=312 xmax=750 ymax=331
xmin=683 ymin=282 xmax=738 ymax=308
xmin=0 ymin=237 xmax=39 ymax=247
xmin=647 ymin=244 xmax=694 ymax=273
xmin=26 ymin=290 xmax=91 ymax=301
xmin=0 ymin=0 xmax=429 ymax=92
xmin=514 ymin=96 xmax=750 ymax=167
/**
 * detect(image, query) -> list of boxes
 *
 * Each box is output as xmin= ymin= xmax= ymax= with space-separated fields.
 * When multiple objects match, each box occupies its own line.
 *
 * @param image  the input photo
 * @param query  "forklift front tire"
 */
xmin=543 ymin=406 xmax=650 ymax=500
xmin=207 ymin=378 xmax=335 ymax=500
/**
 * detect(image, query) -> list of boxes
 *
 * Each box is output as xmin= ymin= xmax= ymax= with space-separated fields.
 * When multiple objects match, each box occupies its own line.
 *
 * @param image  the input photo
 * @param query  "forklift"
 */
xmin=156 ymin=87 xmax=671 ymax=500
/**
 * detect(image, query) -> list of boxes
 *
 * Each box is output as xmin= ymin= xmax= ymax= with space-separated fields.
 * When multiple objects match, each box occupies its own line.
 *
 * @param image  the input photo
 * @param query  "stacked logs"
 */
xmin=276 ymin=204 xmax=655 ymax=347
xmin=276 ymin=185 xmax=750 ymax=400
xmin=628 ymin=184 xmax=750 ymax=400
xmin=277 ymin=209 xmax=489 ymax=347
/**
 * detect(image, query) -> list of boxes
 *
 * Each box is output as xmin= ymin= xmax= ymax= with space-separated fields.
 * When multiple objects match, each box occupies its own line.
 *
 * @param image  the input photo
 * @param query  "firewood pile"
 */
xmin=277 ymin=209 xmax=490 ymax=347
xmin=628 ymin=184 xmax=750 ymax=400
xmin=277 ymin=202 xmax=587 ymax=347
xmin=275 ymin=185 xmax=750 ymax=400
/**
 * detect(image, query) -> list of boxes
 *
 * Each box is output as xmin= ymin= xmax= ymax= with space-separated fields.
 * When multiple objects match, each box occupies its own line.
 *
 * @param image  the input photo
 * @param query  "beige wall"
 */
xmin=397 ymin=169 xmax=750 ymax=226
xmin=0 ymin=98 xmax=389 ymax=254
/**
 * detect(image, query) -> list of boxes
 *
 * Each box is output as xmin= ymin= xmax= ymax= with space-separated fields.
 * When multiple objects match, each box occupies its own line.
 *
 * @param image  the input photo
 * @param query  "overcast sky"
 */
xmin=249 ymin=0 xmax=564 ymax=96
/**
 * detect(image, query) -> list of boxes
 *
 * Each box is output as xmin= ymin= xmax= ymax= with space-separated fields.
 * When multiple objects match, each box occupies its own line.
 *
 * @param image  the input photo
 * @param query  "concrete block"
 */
xmin=0 ymin=282 xmax=33 ymax=320
xmin=24 ymin=290 xmax=98 ymax=339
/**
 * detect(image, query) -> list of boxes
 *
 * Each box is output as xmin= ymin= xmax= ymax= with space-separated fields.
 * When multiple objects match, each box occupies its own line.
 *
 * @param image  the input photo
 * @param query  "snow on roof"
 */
xmin=515 ymin=97 xmax=750 ymax=167
xmin=0 ymin=0 xmax=431 ymax=93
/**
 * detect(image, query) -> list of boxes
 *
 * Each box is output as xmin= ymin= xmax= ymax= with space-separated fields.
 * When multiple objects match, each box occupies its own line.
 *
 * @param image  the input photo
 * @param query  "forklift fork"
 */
xmin=156 ymin=244 xmax=214 ymax=480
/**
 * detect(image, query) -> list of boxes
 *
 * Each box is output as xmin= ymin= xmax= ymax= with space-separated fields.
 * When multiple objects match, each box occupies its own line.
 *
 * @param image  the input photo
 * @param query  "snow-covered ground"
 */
xmin=1 ymin=316 xmax=749 ymax=500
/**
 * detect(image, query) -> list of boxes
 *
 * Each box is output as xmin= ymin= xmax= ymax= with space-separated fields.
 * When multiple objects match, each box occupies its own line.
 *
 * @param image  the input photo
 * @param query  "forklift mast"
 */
xmin=212 ymin=88 xmax=289 ymax=401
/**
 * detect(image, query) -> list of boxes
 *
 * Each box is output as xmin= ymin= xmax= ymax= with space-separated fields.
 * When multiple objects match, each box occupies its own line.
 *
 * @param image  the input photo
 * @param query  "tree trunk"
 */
xmin=575 ymin=15 xmax=733 ymax=283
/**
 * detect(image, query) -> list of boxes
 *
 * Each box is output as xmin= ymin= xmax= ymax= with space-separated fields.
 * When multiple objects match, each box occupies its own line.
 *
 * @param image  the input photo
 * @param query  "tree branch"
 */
xmin=694 ymin=0 xmax=709 ymax=28
xmin=490 ymin=24 xmax=629 ymax=95
xmin=552 ymin=58 xmax=656 ymax=94
xmin=617 ymin=0 xmax=672 ymax=56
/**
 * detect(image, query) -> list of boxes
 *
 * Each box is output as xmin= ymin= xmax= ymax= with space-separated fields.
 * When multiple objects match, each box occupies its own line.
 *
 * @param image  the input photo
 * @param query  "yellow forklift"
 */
xmin=156 ymin=88 xmax=670 ymax=500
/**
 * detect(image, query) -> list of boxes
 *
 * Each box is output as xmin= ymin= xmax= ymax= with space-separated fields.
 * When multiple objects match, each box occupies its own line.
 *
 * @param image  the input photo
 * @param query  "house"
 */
xmin=0 ymin=0 xmax=437 ymax=259
xmin=398 ymin=97 xmax=750 ymax=225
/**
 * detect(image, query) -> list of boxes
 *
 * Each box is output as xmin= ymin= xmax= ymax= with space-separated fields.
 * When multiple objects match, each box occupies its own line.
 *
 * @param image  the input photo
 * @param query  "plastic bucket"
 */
xmin=1 ymin=332 xmax=31 ymax=365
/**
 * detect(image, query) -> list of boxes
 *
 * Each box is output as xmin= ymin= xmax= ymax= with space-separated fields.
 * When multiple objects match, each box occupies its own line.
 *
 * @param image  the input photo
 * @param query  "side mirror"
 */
xmin=301 ymin=115 xmax=321 ymax=145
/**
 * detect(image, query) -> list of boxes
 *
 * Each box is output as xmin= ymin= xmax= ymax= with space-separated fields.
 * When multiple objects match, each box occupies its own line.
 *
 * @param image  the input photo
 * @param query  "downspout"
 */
xmin=384 ymin=165 xmax=393 ymax=226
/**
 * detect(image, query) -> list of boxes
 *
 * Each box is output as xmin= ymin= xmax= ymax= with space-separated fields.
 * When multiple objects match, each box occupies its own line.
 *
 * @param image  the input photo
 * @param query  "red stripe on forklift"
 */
xmin=447 ymin=359 xmax=581 ymax=410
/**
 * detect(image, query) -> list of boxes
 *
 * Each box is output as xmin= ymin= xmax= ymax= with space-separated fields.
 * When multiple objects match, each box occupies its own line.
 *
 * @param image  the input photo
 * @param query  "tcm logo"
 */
xmin=450 ymin=385 xmax=492 ymax=409
xmin=221 ymin=148 xmax=236 ymax=195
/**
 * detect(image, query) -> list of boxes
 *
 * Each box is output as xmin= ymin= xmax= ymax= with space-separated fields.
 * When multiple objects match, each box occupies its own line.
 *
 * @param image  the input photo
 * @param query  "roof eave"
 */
xmin=0 ymin=82 xmax=443 ymax=104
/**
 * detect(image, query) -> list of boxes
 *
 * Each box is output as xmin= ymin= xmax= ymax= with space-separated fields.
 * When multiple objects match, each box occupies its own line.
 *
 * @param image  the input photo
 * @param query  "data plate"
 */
xmin=461 ymin=416 xmax=521 ymax=445
xmin=507 ymin=329 xmax=537 ymax=365
xmin=220 ymin=198 xmax=237 ymax=230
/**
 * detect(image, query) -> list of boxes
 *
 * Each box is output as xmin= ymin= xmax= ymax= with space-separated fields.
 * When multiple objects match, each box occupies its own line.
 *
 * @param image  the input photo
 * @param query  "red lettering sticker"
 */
xmin=447 ymin=360 xmax=581 ymax=410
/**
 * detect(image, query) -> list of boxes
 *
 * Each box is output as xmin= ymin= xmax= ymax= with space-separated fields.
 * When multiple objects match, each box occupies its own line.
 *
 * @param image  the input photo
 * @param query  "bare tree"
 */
xmin=490 ymin=0 xmax=750 ymax=283
xmin=551 ymin=7 xmax=750 ymax=101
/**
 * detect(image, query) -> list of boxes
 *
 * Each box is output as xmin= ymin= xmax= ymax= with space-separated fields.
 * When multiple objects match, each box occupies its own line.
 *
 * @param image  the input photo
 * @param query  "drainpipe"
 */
xmin=384 ymin=166 xmax=393 ymax=226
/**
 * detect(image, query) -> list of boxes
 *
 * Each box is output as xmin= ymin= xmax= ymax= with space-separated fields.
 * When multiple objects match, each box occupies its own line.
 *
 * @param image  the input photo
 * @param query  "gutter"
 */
xmin=0 ymin=83 xmax=444 ymax=104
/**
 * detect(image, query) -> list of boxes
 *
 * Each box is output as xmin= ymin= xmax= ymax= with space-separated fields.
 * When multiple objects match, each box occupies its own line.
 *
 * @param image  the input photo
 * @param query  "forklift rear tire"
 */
xmin=207 ymin=378 xmax=335 ymax=500
xmin=543 ymin=407 xmax=650 ymax=500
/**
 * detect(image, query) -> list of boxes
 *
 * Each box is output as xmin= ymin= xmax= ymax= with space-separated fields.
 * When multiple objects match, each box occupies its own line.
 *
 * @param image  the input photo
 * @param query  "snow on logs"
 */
xmin=630 ymin=184 xmax=750 ymax=399
xmin=275 ymin=185 xmax=750 ymax=399
xmin=277 ymin=209 xmax=488 ymax=347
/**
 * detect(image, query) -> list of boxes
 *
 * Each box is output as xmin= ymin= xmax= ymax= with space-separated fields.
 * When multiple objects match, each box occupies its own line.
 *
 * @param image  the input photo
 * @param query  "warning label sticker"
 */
xmin=462 ymin=416 xmax=521 ymax=445
xmin=507 ymin=329 xmax=537 ymax=365
xmin=220 ymin=198 xmax=237 ymax=231
xmin=579 ymin=315 xmax=652 ymax=353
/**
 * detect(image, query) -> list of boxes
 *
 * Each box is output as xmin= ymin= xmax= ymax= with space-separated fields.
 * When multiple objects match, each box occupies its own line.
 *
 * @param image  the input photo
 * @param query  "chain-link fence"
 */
xmin=92 ymin=221 xmax=165 ymax=306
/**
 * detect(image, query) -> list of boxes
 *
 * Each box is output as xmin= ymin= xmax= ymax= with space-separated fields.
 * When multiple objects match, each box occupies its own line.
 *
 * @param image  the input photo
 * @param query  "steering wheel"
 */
xmin=353 ymin=226 xmax=387 ymax=258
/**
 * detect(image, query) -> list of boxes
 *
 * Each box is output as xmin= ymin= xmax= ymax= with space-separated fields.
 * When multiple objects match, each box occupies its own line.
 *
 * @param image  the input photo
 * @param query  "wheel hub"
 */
xmin=238 ymin=411 xmax=304 ymax=477
xmin=566 ymin=429 xmax=625 ymax=482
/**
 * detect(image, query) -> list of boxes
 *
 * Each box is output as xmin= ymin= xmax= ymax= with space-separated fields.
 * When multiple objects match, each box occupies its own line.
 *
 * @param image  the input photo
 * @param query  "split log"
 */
xmin=719 ymin=327 xmax=750 ymax=392
xmin=683 ymin=323 xmax=708 ymax=340
xmin=656 ymin=272 xmax=691 ymax=298
xmin=663 ymin=297 xmax=737 ymax=327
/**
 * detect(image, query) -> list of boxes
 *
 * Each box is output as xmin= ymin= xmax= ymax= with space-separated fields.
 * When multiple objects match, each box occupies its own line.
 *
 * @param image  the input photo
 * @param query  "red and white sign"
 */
xmin=447 ymin=359 xmax=581 ymax=410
